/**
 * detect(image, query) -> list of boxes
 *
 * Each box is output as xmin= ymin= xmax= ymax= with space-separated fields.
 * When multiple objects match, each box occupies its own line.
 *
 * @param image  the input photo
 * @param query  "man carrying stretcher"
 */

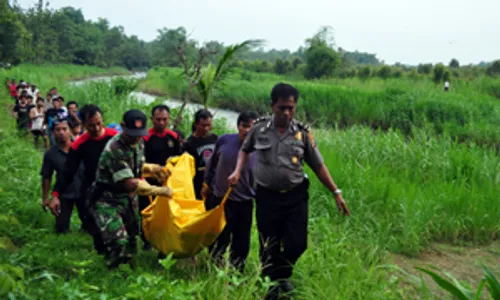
xmin=90 ymin=109 xmax=174 ymax=268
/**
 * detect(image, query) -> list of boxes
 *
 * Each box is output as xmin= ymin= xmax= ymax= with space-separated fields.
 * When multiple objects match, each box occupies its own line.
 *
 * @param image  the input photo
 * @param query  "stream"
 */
xmin=71 ymin=73 xmax=240 ymax=130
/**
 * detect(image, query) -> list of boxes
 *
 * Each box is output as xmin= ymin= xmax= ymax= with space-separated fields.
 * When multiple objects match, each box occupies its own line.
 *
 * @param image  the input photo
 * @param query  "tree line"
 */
xmin=1 ymin=0 xmax=499 ymax=81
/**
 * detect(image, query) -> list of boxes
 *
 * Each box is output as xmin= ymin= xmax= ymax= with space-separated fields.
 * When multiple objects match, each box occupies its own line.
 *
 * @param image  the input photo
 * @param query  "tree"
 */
xmin=433 ymin=63 xmax=446 ymax=84
xmin=417 ymin=63 xmax=433 ymax=74
xmin=196 ymin=40 xmax=262 ymax=108
xmin=0 ymin=0 xmax=31 ymax=64
xmin=376 ymin=65 xmax=392 ymax=79
xmin=304 ymin=26 xmax=340 ymax=79
xmin=449 ymin=58 xmax=459 ymax=68
xmin=274 ymin=58 xmax=290 ymax=74
xmin=486 ymin=60 xmax=500 ymax=77
xmin=443 ymin=70 xmax=451 ymax=82
xmin=358 ymin=66 xmax=371 ymax=80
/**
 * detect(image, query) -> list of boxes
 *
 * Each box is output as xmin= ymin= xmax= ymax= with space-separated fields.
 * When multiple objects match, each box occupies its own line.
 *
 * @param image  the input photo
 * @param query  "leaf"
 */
xmin=482 ymin=265 xmax=500 ymax=300
xmin=473 ymin=279 xmax=486 ymax=300
xmin=415 ymin=267 xmax=472 ymax=300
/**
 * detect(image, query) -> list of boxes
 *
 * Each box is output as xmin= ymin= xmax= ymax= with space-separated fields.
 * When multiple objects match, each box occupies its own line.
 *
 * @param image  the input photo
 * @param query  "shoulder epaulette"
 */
xmin=295 ymin=120 xmax=310 ymax=132
xmin=253 ymin=116 xmax=271 ymax=125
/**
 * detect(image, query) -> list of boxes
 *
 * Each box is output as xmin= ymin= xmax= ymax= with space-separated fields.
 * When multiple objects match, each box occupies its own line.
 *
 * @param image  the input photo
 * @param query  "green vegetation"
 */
xmin=0 ymin=64 xmax=499 ymax=299
xmin=417 ymin=265 xmax=500 ymax=300
xmin=140 ymin=67 xmax=500 ymax=147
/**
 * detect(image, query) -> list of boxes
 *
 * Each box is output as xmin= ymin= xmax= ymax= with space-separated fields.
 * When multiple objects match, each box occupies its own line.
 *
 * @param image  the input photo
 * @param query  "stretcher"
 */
xmin=141 ymin=153 xmax=231 ymax=258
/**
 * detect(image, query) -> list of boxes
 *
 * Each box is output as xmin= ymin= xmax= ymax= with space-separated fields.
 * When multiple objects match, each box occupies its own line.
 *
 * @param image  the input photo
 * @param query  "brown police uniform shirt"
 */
xmin=241 ymin=116 xmax=324 ymax=192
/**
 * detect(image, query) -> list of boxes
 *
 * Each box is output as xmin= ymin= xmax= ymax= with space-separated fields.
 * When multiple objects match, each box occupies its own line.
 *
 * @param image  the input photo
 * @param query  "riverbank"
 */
xmin=0 ymin=65 xmax=499 ymax=299
xmin=139 ymin=67 xmax=500 ymax=148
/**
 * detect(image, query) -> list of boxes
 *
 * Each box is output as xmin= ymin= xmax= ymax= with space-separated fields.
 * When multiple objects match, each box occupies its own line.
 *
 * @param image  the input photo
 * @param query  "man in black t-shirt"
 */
xmin=49 ymin=105 xmax=118 ymax=254
xmin=13 ymin=94 xmax=30 ymax=134
xmin=140 ymin=104 xmax=181 ymax=250
xmin=41 ymin=119 xmax=85 ymax=233
xmin=183 ymin=109 xmax=218 ymax=200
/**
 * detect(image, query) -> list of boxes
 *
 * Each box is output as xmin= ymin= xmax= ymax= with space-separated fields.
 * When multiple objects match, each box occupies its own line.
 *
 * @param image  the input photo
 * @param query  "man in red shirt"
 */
xmin=9 ymin=79 xmax=18 ymax=102
xmin=50 ymin=104 xmax=119 ymax=254
xmin=140 ymin=105 xmax=181 ymax=250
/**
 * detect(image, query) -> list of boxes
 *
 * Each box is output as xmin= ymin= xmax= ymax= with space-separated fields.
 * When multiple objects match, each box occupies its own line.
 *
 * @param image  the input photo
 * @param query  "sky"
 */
xmin=16 ymin=0 xmax=500 ymax=65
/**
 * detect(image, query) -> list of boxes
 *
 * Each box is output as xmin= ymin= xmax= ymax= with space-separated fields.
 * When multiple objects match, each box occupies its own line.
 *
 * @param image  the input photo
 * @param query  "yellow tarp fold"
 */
xmin=141 ymin=153 xmax=230 ymax=258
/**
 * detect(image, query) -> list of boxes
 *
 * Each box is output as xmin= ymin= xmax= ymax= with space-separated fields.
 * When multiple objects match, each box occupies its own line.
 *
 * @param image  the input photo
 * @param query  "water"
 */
xmin=71 ymin=73 xmax=240 ymax=130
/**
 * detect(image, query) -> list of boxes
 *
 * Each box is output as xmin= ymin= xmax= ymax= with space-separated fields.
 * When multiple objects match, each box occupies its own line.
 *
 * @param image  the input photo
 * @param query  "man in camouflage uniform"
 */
xmin=92 ymin=109 xmax=172 ymax=268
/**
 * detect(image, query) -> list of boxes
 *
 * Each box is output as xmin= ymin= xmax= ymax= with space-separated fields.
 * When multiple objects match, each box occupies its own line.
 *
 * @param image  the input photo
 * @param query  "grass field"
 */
xmin=139 ymin=67 xmax=500 ymax=148
xmin=0 ymin=65 xmax=499 ymax=299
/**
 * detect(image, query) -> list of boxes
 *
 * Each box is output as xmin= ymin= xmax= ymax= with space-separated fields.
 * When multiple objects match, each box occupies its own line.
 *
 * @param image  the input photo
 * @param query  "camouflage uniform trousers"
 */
xmin=93 ymin=199 xmax=139 ymax=267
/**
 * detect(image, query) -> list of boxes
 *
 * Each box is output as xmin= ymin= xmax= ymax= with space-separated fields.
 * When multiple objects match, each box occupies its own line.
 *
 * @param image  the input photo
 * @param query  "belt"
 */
xmin=258 ymin=178 xmax=309 ymax=195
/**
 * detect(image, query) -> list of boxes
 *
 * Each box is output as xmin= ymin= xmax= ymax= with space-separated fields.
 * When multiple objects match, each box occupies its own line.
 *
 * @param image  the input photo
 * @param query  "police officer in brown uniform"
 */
xmin=228 ymin=83 xmax=350 ymax=299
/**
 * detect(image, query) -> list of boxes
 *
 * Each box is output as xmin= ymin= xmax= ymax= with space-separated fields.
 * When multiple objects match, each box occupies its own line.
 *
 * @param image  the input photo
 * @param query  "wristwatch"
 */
xmin=333 ymin=189 xmax=342 ymax=195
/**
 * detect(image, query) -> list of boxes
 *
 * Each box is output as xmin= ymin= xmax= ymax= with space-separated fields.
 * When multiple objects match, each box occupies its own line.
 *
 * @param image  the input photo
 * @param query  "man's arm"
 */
xmin=227 ymin=150 xmax=250 ymax=186
xmin=203 ymin=139 xmax=221 ymax=188
xmin=304 ymin=130 xmax=351 ymax=216
xmin=40 ymin=153 xmax=54 ymax=210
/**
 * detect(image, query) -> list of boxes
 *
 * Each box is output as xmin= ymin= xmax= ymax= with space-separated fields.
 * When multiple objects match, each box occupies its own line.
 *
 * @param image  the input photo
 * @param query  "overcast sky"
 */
xmin=17 ymin=0 xmax=500 ymax=65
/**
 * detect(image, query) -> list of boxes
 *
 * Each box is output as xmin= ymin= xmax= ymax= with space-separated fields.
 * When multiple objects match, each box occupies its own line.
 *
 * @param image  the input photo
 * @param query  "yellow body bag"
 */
xmin=141 ymin=153 xmax=231 ymax=258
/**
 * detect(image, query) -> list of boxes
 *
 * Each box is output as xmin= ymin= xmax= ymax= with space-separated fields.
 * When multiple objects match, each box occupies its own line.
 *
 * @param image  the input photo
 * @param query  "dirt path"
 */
xmin=389 ymin=241 xmax=500 ymax=298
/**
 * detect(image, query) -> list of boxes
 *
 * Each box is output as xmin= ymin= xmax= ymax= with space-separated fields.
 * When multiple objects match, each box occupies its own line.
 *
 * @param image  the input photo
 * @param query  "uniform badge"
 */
xmin=135 ymin=120 xmax=143 ymax=128
xmin=292 ymin=156 xmax=299 ymax=164
xmin=167 ymin=140 xmax=174 ymax=148
xmin=295 ymin=131 xmax=302 ymax=141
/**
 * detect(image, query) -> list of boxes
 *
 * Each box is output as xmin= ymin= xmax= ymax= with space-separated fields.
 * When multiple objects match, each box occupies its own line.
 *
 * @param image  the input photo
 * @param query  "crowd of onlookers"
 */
xmin=5 ymin=78 xmax=82 ymax=148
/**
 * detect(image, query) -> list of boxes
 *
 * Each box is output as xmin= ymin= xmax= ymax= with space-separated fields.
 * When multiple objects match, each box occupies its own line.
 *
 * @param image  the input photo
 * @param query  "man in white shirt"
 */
xmin=444 ymin=81 xmax=450 ymax=92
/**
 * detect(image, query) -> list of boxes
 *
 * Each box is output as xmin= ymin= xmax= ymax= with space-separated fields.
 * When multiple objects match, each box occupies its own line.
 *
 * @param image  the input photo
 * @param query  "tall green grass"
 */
xmin=0 ymin=65 xmax=499 ymax=299
xmin=140 ymin=67 xmax=500 ymax=147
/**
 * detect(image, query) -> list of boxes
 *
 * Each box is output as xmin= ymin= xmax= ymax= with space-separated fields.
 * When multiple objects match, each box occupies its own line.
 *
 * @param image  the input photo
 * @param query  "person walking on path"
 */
xmin=228 ymin=83 xmax=350 ymax=299
xmin=41 ymin=119 xmax=86 ymax=233
xmin=90 ymin=109 xmax=172 ymax=268
xmin=202 ymin=111 xmax=258 ymax=273
xmin=183 ymin=109 xmax=218 ymax=200
xmin=30 ymin=98 xmax=48 ymax=148
xmin=140 ymin=105 xmax=182 ymax=250
xmin=49 ymin=105 xmax=119 ymax=254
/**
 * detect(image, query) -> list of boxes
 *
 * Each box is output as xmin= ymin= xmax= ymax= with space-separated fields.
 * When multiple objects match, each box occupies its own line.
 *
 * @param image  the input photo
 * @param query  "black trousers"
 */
xmin=55 ymin=197 xmax=86 ymax=234
xmin=256 ymin=180 xmax=309 ymax=281
xmin=205 ymin=194 xmax=254 ymax=273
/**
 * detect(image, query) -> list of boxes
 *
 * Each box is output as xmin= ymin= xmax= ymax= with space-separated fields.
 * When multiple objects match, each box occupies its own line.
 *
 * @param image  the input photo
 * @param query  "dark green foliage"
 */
xmin=417 ymin=63 xmax=433 ymax=74
xmin=449 ymin=58 xmax=460 ymax=68
xmin=433 ymin=64 xmax=446 ymax=84
xmin=304 ymin=27 xmax=340 ymax=79
xmin=376 ymin=65 xmax=392 ymax=79
xmin=486 ymin=60 xmax=500 ymax=77
xmin=358 ymin=66 xmax=372 ymax=80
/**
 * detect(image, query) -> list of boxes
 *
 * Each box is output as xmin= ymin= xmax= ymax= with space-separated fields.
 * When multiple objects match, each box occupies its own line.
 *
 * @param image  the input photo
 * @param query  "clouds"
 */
xmin=16 ymin=0 xmax=500 ymax=65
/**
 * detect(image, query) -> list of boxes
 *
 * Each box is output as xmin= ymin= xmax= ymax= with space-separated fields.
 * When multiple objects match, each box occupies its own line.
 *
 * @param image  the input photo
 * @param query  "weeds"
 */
xmin=0 ymin=65 xmax=498 ymax=299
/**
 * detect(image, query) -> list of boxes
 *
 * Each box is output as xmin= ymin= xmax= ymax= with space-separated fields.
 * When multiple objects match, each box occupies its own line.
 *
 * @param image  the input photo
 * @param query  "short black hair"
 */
xmin=67 ymin=101 xmax=78 ymax=108
xmin=271 ymin=83 xmax=299 ymax=105
xmin=26 ymin=95 xmax=33 ymax=99
xmin=36 ymin=97 xmax=44 ymax=103
xmin=79 ymin=104 xmax=102 ymax=123
xmin=237 ymin=111 xmax=259 ymax=126
xmin=68 ymin=118 xmax=82 ymax=129
xmin=191 ymin=109 xmax=213 ymax=133
xmin=52 ymin=117 xmax=69 ymax=131
xmin=194 ymin=109 xmax=213 ymax=123
xmin=151 ymin=104 xmax=170 ymax=116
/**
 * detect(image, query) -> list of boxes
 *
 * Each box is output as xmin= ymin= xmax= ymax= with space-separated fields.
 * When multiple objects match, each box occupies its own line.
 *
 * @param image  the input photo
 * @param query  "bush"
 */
xmin=376 ymin=66 xmax=392 ymax=79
